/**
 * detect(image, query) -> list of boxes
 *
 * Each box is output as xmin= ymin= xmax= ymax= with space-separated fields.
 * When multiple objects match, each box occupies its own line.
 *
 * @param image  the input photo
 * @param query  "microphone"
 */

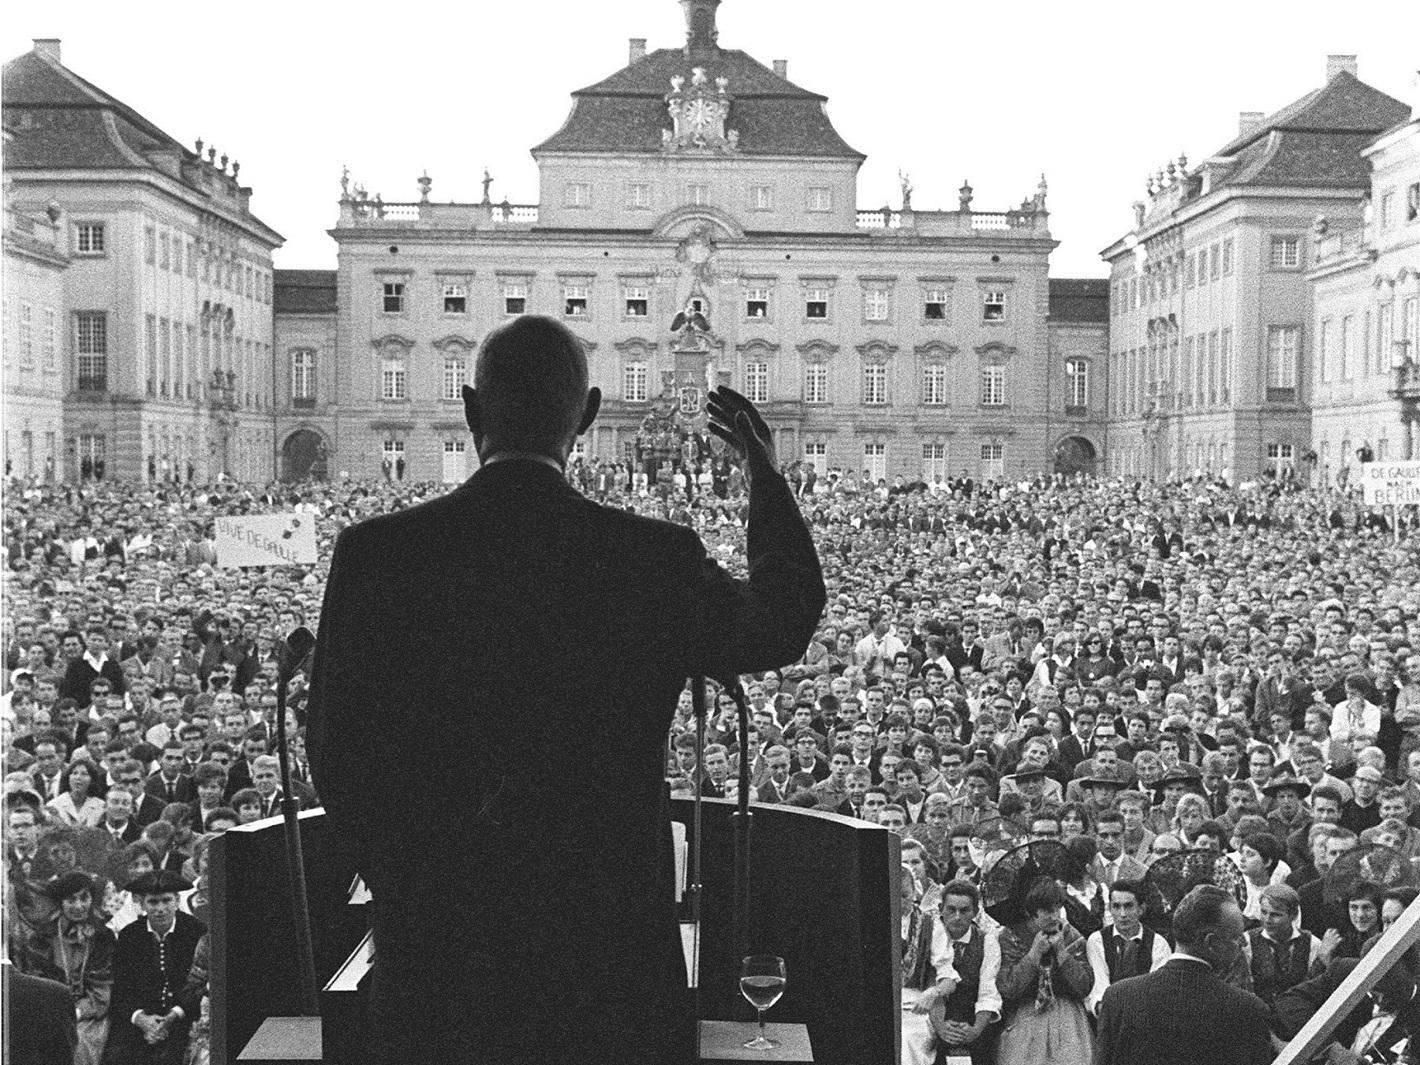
xmin=278 ymin=626 xmax=316 ymax=687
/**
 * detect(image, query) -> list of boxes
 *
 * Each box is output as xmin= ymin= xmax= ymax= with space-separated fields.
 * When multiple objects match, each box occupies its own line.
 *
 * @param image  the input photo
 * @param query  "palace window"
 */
xmin=563 ymin=285 xmax=588 ymax=317
xmin=803 ymin=442 xmax=827 ymax=475
xmin=291 ymin=349 xmax=315 ymax=405
xmin=627 ymin=183 xmax=650 ymax=209
xmin=687 ymin=184 xmax=709 ymax=206
xmin=805 ymin=287 xmax=829 ymax=320
xmin=565 ymin=182 xmax=590 ymax=208
xmin=863 ymin=363 xmax=887 ymax=405
xmin=442 ymin=355 xmax=466 ymax=401
xmin=1066 ymin=359 xmax=1088 ymax=408
xmin=75 ymin=312 xmax=108 ymax=392
xmin=624 ymin=361 xmax=648 ymax=402
xmin=1270 ymin=237 xmax=1301 ymax=269
xmin=924 ymin=289 xmax=949 ymax=320
xmin=42 ymin=307 xmax=57 ymax=371
xmin=1222 ymin=239 xmax=1234 ymax=276
xmin=442 ymin=283 xmax=467 ymax=315
xmin=745 ymin=361 xmax=768 ymax=404
xmin=806 ymin=187 xmax=832 ymax=212
xmin=382 ymin=282 xmax=405 ymax=314
xmin=145 ymin=314 xmax=158 ymax=396
xmin=750 ymin=185 xmax=773 ymax=210
xmin=18 ymin=303 xmax=33 ymax=367
xmin=863 ymin=443 xmax=886 ymax=482
xmin=380 ymin=356 xmax=407 ymax=401
xmin=922 ymin=443 xmax=947 ymax=483
xmin=980 ymin=443 xmax=1004 ymax=481
xmin=745 ymin=288 xmax=769 ymax=319
xmin=922 ymin=364 xmax=947 ymax=405
xmin=623 ymin=286 xmax=649 ymax=318
xmin=864 ymin=287 xmax=890 ymax=322
xmin=1266 ymin=325 xmax=1299 ymax=393
xmin=804 ymin=363 xmax=828 ymax=404
xmin=503 ymin=282 xmax=527 ymax=315
xmin=982 ymin=290 xmax=1006 ymax=322
xmin=75 ymin=223 xmax=105 ymax=255
xmin=145 ymin=227 xmax=156 ymax=265
xmin=980 ymin=366 xmax=1005 ymax=406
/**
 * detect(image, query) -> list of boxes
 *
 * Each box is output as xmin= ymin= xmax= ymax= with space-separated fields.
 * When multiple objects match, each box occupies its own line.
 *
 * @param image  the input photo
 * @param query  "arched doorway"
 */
xmin=1054 ymin=435 xmax=1097 ymax=477
xmin=281 ymin=429 xmax=328 ymax=482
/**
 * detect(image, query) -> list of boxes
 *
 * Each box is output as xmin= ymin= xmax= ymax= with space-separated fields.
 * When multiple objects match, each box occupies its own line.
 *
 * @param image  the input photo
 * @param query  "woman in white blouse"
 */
xmin=45 ymin=759 xmax=105 ymax=827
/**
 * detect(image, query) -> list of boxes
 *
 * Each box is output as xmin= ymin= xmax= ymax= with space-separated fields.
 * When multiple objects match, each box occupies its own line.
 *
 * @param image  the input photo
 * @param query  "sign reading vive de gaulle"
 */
xmin=215 ymin=514 xmax=318 ymax=567
xmin=1360 ymin=461 xmax=1420 ymax=507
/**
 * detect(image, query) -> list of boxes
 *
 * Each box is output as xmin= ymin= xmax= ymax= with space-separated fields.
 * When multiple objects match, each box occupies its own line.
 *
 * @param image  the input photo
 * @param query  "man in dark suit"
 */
xmin=308 ymin=317 xmax=824 ymax=1065
xmin=3 ymin=960 xmax=77 ymax=1065
xmin=1096 ymin=884 xmax=1271 ymax=1065
xmin=106 ymin=869 xmax=203 ymax=1064
xmin=59 ymin=626 xmax=126 ymax=709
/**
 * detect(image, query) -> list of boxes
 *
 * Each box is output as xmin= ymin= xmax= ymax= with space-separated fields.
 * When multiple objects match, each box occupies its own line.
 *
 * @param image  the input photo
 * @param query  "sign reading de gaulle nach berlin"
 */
xmin=1360 ymin=461 xmax=1420 ymax=508
xmin=215 ymin=514 xmax=319 ymax=568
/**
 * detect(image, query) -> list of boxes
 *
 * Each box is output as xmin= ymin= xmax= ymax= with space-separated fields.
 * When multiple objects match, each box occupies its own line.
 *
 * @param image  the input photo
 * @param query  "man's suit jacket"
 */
xmin=106 ymin=912 xmax=204 ymax=1062
xmin=1091 ymin=852 xmax=1149 ymax=888
xmin=1095 ymin=958 xmax=1272 ymax=1065
xmin=145 ymin=771 xmax=197 ymax=806
xmin=307 ymin=457 xmax=823 ymax=1065
xmin=132 ymin=792 xmax=167 ymax=829
xmin=59 ymin=655 xmax=126 ymax=708
xmin=1056 ymin=734 xmax=1090 ymax=776
xmin=754 ymin=779 xmax=794 ymax=804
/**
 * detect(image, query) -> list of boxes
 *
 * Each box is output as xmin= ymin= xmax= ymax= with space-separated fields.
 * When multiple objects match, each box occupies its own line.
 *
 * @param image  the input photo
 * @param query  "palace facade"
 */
xmin=2 ymin=39 xmax=283 ymax=483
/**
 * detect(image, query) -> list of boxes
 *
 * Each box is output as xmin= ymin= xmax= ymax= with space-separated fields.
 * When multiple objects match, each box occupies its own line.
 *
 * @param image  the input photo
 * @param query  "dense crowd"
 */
xmin=4 ymin=462 xmax=1420 ymax=1064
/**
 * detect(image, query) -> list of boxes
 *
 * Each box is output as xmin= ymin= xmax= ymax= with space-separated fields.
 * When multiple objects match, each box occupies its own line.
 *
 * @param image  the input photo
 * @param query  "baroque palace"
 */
xmin=5 ymin=4 xmax=1414 ymax=486
xmin=274 ymin=0 xmax=1103 ymax=486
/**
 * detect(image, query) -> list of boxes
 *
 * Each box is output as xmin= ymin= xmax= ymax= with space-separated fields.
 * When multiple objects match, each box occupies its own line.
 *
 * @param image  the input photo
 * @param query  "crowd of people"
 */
xmin=4 ymin=460 xmax=1420 ymax=1064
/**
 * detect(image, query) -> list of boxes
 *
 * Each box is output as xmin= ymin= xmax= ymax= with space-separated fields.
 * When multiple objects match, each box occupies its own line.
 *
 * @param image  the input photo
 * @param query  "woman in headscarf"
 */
xmin=995 ymin=878 xmax=1094 ymax=1065
xmin=10 ymin=871 xmax=116 ymax=1065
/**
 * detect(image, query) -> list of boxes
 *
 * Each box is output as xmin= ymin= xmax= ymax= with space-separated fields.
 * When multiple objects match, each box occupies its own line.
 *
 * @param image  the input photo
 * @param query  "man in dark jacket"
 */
xmin=3 ymin=960 xmax=77 ymax=1065
xmin=105 ymin=870 xmax=203 ymax=1064
xmin=1096 ymin=884 xmax=1271 ymax=1065
xmin=308 ymin=317 xmax=824 ymax=1065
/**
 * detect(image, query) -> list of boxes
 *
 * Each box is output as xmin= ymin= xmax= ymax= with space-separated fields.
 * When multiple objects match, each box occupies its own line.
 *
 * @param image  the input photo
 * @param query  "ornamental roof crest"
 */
xmin=663 ymin=67 xmax=739 ymax=154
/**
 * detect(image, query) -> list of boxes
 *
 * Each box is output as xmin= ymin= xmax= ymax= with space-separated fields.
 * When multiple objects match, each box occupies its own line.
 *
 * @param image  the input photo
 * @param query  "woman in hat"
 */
xmin=10 ymin=870 xmax=116 ymax=1065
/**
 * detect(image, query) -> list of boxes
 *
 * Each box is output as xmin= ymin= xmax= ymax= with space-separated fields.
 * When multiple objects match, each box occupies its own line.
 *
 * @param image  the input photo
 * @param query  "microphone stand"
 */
xmin=275 ymin=626 xmax=319 ymax=1015
xmin=689 ymin=675 xmax=707 ymax=1057
xmin=724 ymin=678 xmax=753 ymax=960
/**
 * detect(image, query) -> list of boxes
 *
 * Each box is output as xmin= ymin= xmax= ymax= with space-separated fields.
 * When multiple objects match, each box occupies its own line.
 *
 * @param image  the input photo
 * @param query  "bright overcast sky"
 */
xmin=7 ymin=1 xmax=1417 ymax=277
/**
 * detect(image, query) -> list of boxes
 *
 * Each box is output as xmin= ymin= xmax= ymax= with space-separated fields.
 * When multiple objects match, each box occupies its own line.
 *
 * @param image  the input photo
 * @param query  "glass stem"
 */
xmin=758 ymin=1008 xmax=766 ymax=1038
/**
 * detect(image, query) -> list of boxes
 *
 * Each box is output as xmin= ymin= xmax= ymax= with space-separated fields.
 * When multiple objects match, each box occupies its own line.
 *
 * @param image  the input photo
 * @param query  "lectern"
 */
xmin=212 ymin=803 xmax=898 ymax=1064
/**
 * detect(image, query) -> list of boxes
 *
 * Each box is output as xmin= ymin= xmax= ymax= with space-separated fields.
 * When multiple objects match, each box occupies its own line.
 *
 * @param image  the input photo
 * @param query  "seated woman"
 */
xmin=9 ymin=871 xmax=116 ymax=1065
xmin=995 ymin=879 xmax=1094 ymax=1065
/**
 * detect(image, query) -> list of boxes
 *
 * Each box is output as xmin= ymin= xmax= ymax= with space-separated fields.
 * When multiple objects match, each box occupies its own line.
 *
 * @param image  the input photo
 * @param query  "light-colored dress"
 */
xmin=996 ymin=920 xmax=1095 ymax=1065
xmin=47 ymin=791 xmax=106 ymax=827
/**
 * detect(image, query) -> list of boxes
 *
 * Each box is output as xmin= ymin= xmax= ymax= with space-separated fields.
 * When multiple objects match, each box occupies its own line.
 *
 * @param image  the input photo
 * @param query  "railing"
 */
xmin=970 ymin=212 xmax=1011 ymax=231
xmin=855 ymin=209 xmax=901 ymax=229
xmin=338 ymin=200 xmax=540 ymax=228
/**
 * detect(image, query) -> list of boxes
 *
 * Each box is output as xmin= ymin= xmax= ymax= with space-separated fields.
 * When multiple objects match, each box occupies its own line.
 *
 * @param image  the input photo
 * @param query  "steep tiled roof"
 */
xmin=2 ymin=47 xmax=283 ymax=244
xmin=1208 ymin=71 xmax=1410 ymax=190
xmin=274 ymin=270 xmax=338 ymax=315
xmin=1217 ymin=72 xmax=1409 ymax=157
xmin=1048 ymin=279 xmax=1110 ymax=324
xmin=535 ymin=46 xmax=862 ymax=159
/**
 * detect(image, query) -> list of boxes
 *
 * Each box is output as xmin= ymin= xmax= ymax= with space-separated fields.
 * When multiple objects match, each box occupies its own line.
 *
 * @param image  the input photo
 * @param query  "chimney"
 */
xmin=1238 ymin=111 xmax=1265 ymax=137
xmin=1326 ymin=54 xmax=1358 ymax=81
xmin=773 ymin=59 xmax=788 ymax=79
xmin=628 ymin=38 xmax=646 ymax=64
xmin=32 ymin=39 xmax=61 ymax=63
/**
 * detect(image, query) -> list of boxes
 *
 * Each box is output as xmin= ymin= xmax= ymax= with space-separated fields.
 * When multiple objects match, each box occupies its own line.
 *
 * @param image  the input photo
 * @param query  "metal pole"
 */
xmin=275 ymin=627 xmax=319 ymax=1015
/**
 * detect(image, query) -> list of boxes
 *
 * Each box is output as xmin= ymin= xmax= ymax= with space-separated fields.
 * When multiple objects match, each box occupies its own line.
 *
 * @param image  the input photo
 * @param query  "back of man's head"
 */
xmin=470 ymin=316 xmax=590 ymax=456
xmin=1172 ymin=884 xmax=1233 ymax=950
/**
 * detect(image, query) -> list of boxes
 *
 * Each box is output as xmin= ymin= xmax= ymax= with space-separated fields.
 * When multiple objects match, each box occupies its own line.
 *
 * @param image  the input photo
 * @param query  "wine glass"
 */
xmin=739 ymin=954 xmax=787 ymax=1050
